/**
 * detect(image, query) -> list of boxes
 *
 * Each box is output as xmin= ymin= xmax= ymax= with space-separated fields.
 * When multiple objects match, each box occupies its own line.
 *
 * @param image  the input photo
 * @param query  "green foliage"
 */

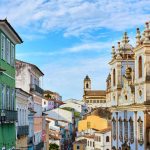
xmin=61 ymin=107 xmax=81 ymax=118
xmin=49 ymin=143 xmax=59 ymax=150
xmin=45 ymin=93 xmax=51 ymax=99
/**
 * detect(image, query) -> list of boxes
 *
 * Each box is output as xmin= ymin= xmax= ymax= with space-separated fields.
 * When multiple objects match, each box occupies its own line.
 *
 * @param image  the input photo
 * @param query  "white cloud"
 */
xmin=42 ymin=55 xmax=110 ymax=100
xmin=0 ymin=0 xmax=149 ymax=37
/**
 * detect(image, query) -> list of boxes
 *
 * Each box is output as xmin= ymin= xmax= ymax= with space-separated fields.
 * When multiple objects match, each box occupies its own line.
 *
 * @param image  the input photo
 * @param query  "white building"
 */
xmin=16 ymin=59 xmax=44 ymax=150
xmin=16 ymin=88 xmax=31 ymax=149
xmin=94 ymin=128 xmax=111 ymax=150
xmin=60 ymin=99 xmax=88 ymax=116
xmin=45 ymin=108 xmax=74 ymax=123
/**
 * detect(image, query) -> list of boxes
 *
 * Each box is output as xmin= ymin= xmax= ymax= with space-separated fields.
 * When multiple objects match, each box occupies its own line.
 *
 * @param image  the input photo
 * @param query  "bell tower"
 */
xmin=134 ymin=22 xmax=150 ymax=103
xmin=84 ymin=75 xmax=91 ymax=92
xmin=109 ymin=32 xmax=134 ymax=106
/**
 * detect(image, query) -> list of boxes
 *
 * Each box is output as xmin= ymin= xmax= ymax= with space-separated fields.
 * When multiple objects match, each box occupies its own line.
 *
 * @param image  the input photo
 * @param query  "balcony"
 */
xmin=0 ymin=109 xmax=17 ymax=122
xmin=17 ymin=125 xmax=29 ymax=137
xmin=30 ymin=84 xmax=44 ymax=95
xmin=34 ymin=141 xmax=44 ymax=150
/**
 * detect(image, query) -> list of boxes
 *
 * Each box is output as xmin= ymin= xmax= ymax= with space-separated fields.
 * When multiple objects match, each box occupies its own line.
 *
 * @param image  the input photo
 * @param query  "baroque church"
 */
xmin=106 ymin=22 xmax=150 ymax=150
xmin=83 ymin=75 xmax=107 ymax=108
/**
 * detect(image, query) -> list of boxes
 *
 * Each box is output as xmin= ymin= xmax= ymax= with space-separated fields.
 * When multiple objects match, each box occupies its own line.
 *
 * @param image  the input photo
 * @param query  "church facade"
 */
xmin=83 ymin=75 xmax=107 ymax=108
xmin=107 ymin=22 xmax=150 ymax=150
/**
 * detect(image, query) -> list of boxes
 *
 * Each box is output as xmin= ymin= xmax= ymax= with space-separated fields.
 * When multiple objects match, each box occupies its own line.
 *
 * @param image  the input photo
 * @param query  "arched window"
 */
xmin=138 ymin=117 xmax=144 ymax=145
xmin=106 ymin=136 xmax=109 ymax=142
xmin=112 ymin=117 xmax=116 ymax=140
xmin=124 ymin=119 xmax=128 ymax=142
xmin=113 ymin=69 xmax=116 ymax=86
xmin=138 ymin=56 xmax=142 ymax=78
xmin=129 ymin=117 xmax=134 ymax=144
xmin=119 ymin=118 xmax=123 ymax=142
xmin=86 ymin=83 xmax=89 ymax=88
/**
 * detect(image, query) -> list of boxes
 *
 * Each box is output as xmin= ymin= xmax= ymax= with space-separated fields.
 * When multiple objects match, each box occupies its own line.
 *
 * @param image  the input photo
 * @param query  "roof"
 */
xmin=84 ymin=90 xmax=106 ymax=96
xmin=46 ymin=116 xmax=70 ymax=123
xmin=16 ymin=59 xmax=44 ymax=76
xmin=83 ymin=134 xmax=95 ymax=139
xmin=95 ymin=127 xmax=111 ymax=134
xmin=0 ymin=19 xmax=23 ymax=43
xmin=74 ymin=139 xmax=87 ymax=144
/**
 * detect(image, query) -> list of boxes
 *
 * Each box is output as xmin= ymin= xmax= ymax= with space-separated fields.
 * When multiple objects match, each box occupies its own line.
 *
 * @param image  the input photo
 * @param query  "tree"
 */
xmin=49 ymin=143 xmax=59 ymax=150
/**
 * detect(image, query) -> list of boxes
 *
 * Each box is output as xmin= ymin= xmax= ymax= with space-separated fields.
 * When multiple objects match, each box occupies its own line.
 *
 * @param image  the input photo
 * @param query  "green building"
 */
xmin=0 ymin=19 xmax=23 ymax=149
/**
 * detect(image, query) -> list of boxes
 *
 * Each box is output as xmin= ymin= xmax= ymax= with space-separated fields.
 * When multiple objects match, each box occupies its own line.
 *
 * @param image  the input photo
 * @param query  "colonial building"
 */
xmin=94 ymin=128 xmax=111 ymax=150
xmin=16 ymin=88 xmax=31 ymax=149
xmin=83 ymin=75 xmax=107 ymax=108
xmin=108 ymin=22 xmax=150 ymax=150
xmin=16 ymin=60 xmax=44 ymax=150
xmin=0 ymin=19 xmax=23 ymax=149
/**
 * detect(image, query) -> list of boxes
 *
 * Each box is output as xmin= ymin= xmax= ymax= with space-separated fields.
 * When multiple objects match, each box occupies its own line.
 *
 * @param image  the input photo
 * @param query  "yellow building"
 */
xmin=78 ymin=115 xmax=109 ymax=132
xmin=73 ymin=139 xmax=87 ymax=150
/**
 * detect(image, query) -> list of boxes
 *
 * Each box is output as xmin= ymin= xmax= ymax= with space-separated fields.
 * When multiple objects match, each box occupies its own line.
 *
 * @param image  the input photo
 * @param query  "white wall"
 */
xmin=46 ymin=108 xmax=73 ymax=123
xmin=95 ymin=131 xmax=111 ymax=150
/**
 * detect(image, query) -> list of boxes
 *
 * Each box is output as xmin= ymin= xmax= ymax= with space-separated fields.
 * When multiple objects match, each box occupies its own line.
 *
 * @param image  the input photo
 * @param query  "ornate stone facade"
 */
xmin=107 ymin=22 xmax=150 ymax=150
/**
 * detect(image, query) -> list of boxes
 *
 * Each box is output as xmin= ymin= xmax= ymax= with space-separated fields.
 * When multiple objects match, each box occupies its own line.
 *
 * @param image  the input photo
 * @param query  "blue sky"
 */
xmin=0 ymin=0 xmax=150 ymax=100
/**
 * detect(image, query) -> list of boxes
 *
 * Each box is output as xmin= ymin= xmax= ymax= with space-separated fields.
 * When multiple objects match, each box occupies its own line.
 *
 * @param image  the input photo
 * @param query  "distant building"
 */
xmin=44 ymin=90 xmax=62 ymax=101
xmin=73 ymin=139 xmax=87 ymax=150
xmin=78 ymin=115 xmax=109 ymax=133
xmin=43 ymin=90 xmax=63 ymax=109
xmin=83 ymin=75 xmax=107 ymax=108
xmin=46 ymin=116 xmax=74 ymax=150
xmin=0 ymin=19 xmax=23 ymax=149
xmin=60 ymin=98 xmax=88 ymax=115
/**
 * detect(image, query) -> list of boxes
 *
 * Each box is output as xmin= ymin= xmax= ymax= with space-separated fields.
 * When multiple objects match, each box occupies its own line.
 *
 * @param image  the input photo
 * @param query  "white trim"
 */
xmin=3 ymin=72 xmax=15 ymax=80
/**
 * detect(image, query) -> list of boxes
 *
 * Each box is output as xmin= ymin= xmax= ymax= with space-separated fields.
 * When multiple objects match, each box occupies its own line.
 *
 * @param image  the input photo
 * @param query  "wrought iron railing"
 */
xmin=0 ymin=109 xmax=17 ymax=122
xmin=30 ymin=84 xmax=44 ymax=95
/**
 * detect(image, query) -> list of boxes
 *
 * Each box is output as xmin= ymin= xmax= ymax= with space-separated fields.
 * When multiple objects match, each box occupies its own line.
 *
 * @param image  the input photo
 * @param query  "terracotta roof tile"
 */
xmin=85 ymin=90 xmax=106 ymax=96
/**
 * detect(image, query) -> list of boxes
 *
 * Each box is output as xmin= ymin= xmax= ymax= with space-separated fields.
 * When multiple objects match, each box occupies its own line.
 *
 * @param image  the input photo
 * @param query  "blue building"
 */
xmin=107 ymin=22 xmax=150 ymax=150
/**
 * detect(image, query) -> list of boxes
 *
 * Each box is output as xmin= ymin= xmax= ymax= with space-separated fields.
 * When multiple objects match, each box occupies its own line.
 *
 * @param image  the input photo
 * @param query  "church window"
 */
xmin=125 ymin=95 xmax=128 ymax=100
xmin=113 ymin=69 xmax=116 ymax=86
xmin=139 ymin=90 xmax=142 ymax=97
xmin=129 ymin=117 xmax=134 ymax=143
xmin=138 ymin=56 xmax=142 ymax=78
xmin=138 ymin=117 xmax=144 ymax=145
xmin=86 ymin=100 xmax=89 ymax=103
xmin=86 ymin=83 xmax=89 ymax=88
xmin=119 ymin=118 xmax=123 ymax=142
xmin=124 ymin=119 xmax=128 ymax=142
xmin=112 ymin=117 xmax=116 ymax=140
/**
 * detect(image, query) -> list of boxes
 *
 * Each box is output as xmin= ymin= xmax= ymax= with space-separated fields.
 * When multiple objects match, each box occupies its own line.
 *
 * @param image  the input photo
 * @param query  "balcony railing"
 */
xmin=34 ymin=141 xmax=44 ymax=150
xmin=0 ymin=109 xmax=17 ymax=122
xmin=17 ymin=125 xmax=29 ymax=137
xmin=30 ymin=84 xmax=44 ymax=95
